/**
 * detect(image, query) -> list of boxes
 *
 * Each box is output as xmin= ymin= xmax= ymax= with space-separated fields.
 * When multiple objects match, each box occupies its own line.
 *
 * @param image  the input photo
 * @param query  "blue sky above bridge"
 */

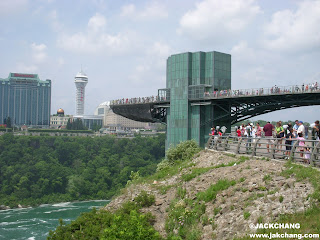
xmin=0 ymin=0 xmax=320 ymax=123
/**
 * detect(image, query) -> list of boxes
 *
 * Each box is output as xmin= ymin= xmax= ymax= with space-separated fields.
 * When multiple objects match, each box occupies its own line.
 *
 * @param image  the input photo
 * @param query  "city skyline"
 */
xmin=0 ymin=0 xmax=320 ymax=122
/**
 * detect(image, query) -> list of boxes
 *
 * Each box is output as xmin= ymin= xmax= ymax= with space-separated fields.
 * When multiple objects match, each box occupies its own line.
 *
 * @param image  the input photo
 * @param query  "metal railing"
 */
xmin=206 ymin=135 xmax=320 ymax=167
xmin=201 ymin=83 xmax=320 ymax=100
xmin=111 ymin=82 xmax=320 ymax=105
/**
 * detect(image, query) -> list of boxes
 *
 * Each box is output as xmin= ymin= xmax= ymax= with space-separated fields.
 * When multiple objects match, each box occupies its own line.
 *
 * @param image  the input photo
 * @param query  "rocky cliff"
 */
xmin=105 ymin=150 xmax=316 ymax=239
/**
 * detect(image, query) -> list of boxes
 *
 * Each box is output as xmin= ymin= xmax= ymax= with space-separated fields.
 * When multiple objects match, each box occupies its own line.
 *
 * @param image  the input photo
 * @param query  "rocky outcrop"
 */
xmin=104 ymin=150 xmax=314 ymax=239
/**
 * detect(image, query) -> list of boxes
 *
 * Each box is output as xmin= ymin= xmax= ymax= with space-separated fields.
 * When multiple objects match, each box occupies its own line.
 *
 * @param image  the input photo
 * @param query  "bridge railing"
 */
xmin=110 ymin=96 xmax=169 ymax=105
xmin=206 ymin=135 xmax=320 ymax=168
xmin=202 ymin=83 xmax=320 ymax=100
xmin=111 ymin=82 xmax=320 ymax=105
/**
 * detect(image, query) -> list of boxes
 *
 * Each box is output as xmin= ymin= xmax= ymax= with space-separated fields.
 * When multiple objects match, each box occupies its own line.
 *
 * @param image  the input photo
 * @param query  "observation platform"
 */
xmin=110 ymin=83 xmax=320 ymax=126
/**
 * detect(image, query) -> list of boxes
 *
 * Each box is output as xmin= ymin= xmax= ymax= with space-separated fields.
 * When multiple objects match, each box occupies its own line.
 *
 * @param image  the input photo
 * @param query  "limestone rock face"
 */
xmin=104 ymin=150 xmax=314 ymax=239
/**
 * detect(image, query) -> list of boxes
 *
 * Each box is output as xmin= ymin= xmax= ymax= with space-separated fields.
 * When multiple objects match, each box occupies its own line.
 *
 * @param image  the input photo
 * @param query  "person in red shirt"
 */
xmin=263 ymin=121 xmax=274 ymax=152
xmin=236 ymin=127 xmax=241 ymax=137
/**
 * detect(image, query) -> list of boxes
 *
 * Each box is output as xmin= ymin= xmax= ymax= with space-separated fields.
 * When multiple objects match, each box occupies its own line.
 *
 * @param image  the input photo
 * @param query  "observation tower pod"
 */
xmin=74 ymin=70 xmax=88 ymax=116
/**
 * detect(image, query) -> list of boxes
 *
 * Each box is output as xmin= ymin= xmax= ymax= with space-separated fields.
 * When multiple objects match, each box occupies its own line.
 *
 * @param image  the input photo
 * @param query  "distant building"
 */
xmin=73 ymin=115 xmax=103 ymax=130
xmin=74 ymin=71 xmax=88 ymax=116
xmin=95 ymin=101 xmax=159 ymax=130
xmin=50 ymin=108 xmax=73 ymax=129
xmin=0 ymin=73 xmax=51 ymax=127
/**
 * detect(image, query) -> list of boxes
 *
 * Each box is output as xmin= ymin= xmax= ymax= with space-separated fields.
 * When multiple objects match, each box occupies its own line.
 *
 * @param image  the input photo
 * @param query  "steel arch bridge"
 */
xmin=111 ymin=90 xmax=320 ymax=125
xmin=110 ymin=85 xmax=320 ymax=148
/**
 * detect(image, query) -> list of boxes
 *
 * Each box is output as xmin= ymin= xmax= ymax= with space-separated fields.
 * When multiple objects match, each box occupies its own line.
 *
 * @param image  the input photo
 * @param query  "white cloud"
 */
xmin=130 ymin=42 xmax=172 ymax=85
xmin=57 ymin=57 xmax=65 ymax=66
xmin=15 ymin=63 xmax=38 ymax=73
xmin=31 ymin=43 xmax=47 ymax=63
xmin=264 ymin=0 xmax=320 ymax=52
xmin=48 ymin=10 xmax=64 ymax=32
xmin=121 ymin=4 xmax=135 ymax=17
xmin=57 ymin=13 xmax=137 ymax=55
xmin=231 ymin=41 xmax=257 ymax=63
xmin=178 ymin=0 xmax=261 ymax=41
xmin=0 ymin=0 xmax=28 ymax=16
xmin=88 ymin=13 xmax=106 ymax=33
xmin=120 ymin=2 xmax=168 ymax=20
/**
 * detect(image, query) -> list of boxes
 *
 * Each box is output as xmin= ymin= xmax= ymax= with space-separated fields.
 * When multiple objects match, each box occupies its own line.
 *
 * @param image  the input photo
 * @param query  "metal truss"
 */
xmin=209 ymin=92 xmax=320 ymax=125
xmin=111 ymin=92 xmax=320 ymax=127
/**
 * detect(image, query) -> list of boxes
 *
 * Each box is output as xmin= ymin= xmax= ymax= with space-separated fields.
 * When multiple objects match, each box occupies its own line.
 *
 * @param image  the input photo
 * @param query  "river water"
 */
xmin=0 ymin=200 xmax=110 ymax=240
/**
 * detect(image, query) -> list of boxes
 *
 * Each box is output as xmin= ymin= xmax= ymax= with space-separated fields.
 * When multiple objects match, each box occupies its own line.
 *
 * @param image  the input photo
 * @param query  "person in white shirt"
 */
xmin=297 ymin=121 xmax=305 ymax=137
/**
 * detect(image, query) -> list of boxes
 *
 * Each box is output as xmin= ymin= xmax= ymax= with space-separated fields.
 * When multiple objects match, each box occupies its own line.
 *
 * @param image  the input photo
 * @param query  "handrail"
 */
xmin=206 ymin=135 xmax=320 ymax=168
xmin=111 ymin=82 xmax=320 ymax=105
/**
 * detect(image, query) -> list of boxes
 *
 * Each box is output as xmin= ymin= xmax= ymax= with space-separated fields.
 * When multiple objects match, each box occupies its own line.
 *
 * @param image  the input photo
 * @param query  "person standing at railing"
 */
xmin=244 ymin=123 xmax=253 ymax=153
xmin=275 ymin=122 xmax=285 ymax=152
xmin=263 ymin=121 xmax=274 ymax=153
xmin=297 ymin=121 xmax=305 ymax=137
xmin=236 ymin=127 xmax=241 ymax=138
xmin=312 ymin=120 xmax=320 ymax=141
xmin=297 ymin=132 xmax=305 ymax=158
xmin=293 ymin=120 xmax=299 ymax=138
xmin=256 ymin=122 xmax=262 ymax=147
xmin=284 ymin=127 xmax=293 ymax=159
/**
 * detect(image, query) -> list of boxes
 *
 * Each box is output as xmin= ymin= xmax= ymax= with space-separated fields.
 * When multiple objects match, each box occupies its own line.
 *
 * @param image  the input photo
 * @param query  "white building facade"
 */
xmin=74 ymin=71 xmax=88 ymax=116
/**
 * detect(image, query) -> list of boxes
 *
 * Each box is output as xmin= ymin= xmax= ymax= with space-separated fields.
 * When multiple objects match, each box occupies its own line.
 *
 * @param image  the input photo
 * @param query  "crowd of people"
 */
xmin=111 ymin=82 xmax=320 ymax=105
xmin=111 ymin=95 xmax=167 ymax=105
xmin=203 ymin=82 xmax=319 ymax=99
xmin=209 ymin=120 xmax=320 ymax=164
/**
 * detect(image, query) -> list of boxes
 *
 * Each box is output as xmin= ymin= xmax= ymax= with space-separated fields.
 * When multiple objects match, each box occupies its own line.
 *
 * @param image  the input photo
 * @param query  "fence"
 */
xmin=206 ymin=135 xmax=320 ymax=168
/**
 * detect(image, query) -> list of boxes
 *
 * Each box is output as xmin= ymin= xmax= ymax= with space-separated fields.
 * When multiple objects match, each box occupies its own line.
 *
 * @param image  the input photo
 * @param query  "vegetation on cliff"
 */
xmin=47 ymin=140 xmax=320 ymax=239
xmin=0 ymin=133 xmax=165 ymax=208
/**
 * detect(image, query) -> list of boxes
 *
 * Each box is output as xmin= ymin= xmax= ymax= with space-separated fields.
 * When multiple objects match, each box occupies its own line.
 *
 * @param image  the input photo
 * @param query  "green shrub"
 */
xmin=156 ymin=159 xmax=171 ymax=172
xmin=279 ymin=196 xmax=284 ymax=203
xmin=101 ymin=210 xmax=162 ymax=240
xmin=197 ymin=179 xmax=236 ymax=202
xmin=244 ymin=211 xmax=251 ymax=220
xmin=176 ymin=187 xmax=187 ymax=199
xmin=134 ymin=191 xmax=155 ymax=208
xmin=166 ymin=140 xmax=201 ymax=165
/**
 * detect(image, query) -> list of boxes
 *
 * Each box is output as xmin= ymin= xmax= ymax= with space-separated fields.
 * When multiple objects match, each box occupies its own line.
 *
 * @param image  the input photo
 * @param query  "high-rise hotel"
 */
xmin=0 ymin=73 xmax=51 ymax=126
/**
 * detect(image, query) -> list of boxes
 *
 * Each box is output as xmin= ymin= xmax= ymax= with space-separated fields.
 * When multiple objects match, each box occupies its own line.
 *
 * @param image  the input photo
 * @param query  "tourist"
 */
xmin=304 ymin=147 xmax=311 ymax=164
xmin=252 ymin=125 xmax=256 ymax=143
xmin=312 ymin=120 xmax=320 ymax=141
xmin=293 ymin=120 xmax=299 ymax=137
xmin=240 ymin=124 xmax=246 ymax=137
xmin=297 ymin=133 xmax=305 ymax=158
xmin=236 ymin=127 xmax=241 ymax=139
xmin=209 ymin=127 xmax=217 ymax=136
xmin=263 ymin=121 xmax=274 ymax=153
xmin=256 ymin=122 xmax=262 ymax=147
xmin=275 ymin=122 xmax=285 ymax=152
xmin=245 ymin=123 xmax=253 ymax=152
xmin=297 ymin=121 xmax=305 ymax=137
xmin=285 ymin=128 xmax=293 ymax=159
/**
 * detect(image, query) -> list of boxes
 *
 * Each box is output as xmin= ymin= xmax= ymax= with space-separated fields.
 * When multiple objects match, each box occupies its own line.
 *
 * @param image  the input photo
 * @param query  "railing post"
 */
xmin=271 ymin=138 xmax=278 ymax=159
xmin=310 ymin=141 xmax=320 ymax=166
xmin=290 ymin=140 xmax=299 ymax=161
xmin=236 ymin=137 xmax=242 ymax=154
xmin=214 ymin=136 xmax=220 ymax=150
xmin=206 ymin=135 xmax=213 ymax=149
xmin=224 ymin=135 xmax=230 ymax=151
xmin=252 ymin=138 xmax=260 ymax=157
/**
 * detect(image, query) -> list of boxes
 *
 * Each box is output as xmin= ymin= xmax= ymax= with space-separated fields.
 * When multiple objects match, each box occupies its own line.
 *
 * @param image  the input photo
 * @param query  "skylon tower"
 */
xmin=74 ymin=70 xmax=88 ymax=115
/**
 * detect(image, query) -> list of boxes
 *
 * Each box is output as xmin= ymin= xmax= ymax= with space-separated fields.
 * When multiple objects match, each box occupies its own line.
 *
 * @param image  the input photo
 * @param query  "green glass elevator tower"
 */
xmin=165 ymin=51 xmax=231 ymax=149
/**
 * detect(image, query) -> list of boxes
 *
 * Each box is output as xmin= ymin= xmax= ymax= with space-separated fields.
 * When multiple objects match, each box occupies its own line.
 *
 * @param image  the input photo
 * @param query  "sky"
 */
xmin=0 ymin=0 xmax=320 ymax=123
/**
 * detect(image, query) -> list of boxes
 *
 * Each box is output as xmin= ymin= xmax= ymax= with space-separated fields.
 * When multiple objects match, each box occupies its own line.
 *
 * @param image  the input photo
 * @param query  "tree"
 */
xmin=6 ymin=117 xmax=12 ymax=128
xmin=66 ymin=119 xmax=71 ymax=130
